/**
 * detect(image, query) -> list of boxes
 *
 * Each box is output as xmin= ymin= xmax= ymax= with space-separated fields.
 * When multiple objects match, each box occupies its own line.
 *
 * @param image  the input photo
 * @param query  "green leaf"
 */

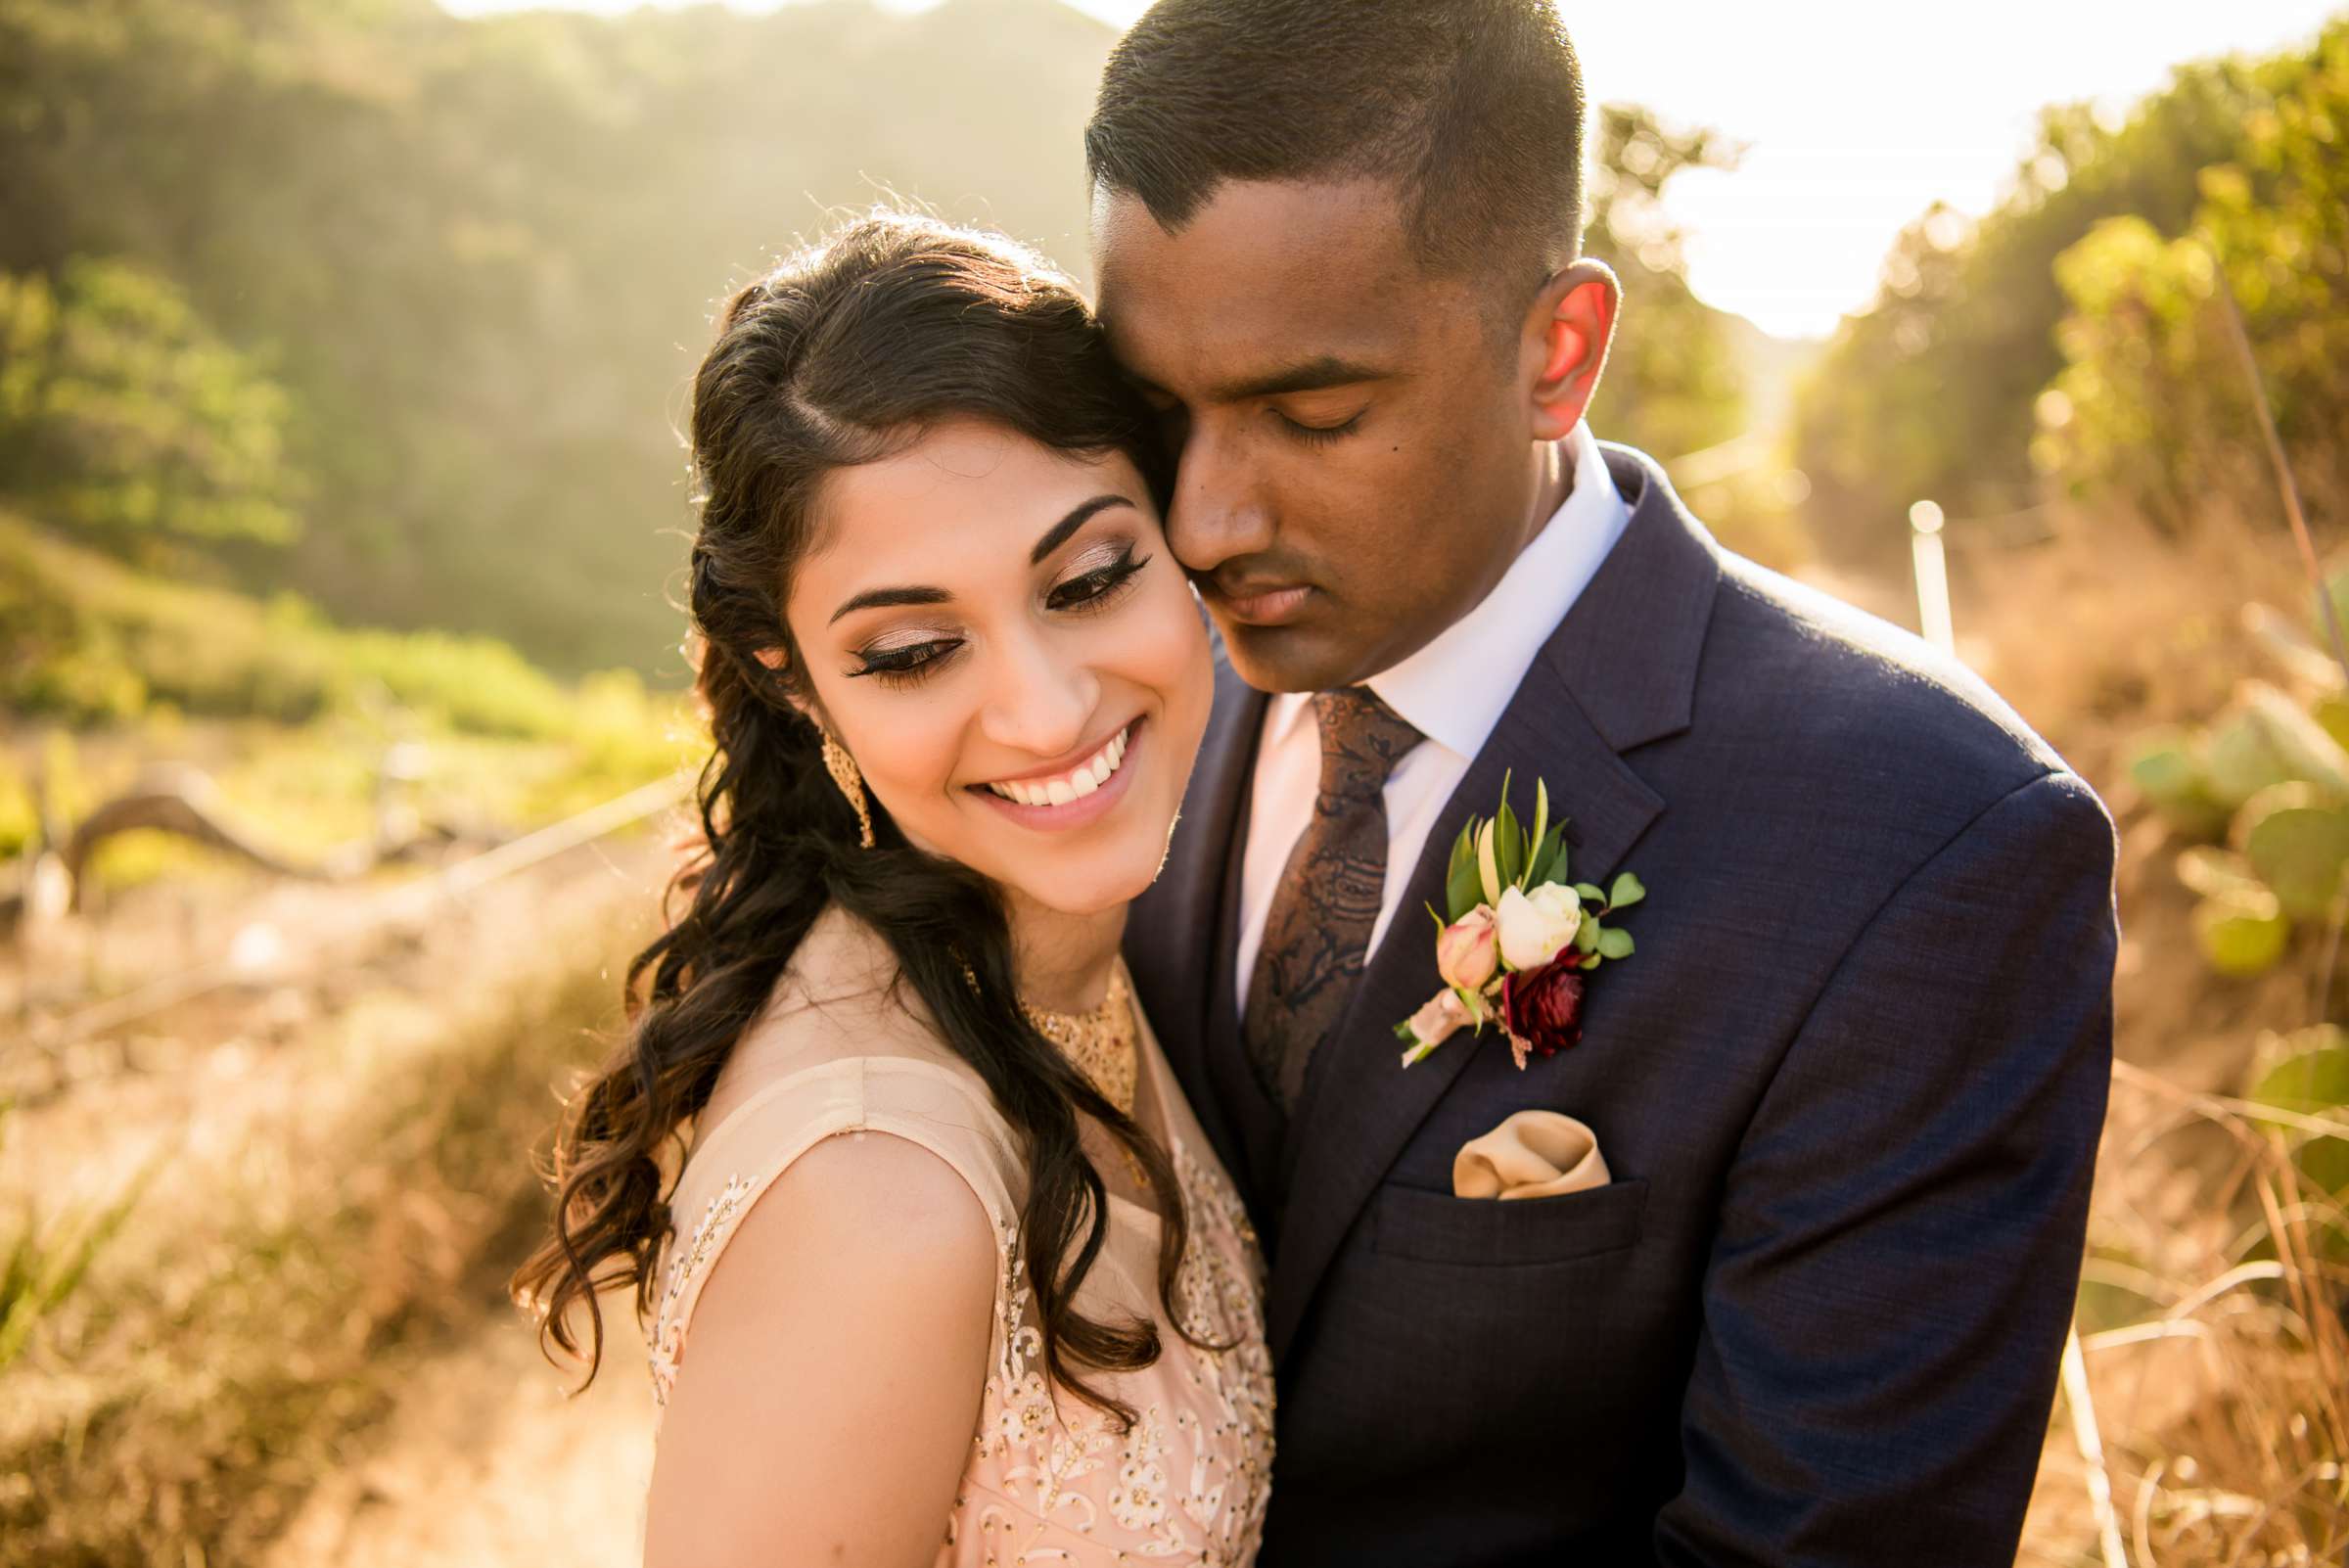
xmin=1578 ymin=951 xmax=1601 ymax=969
xmin=1527 ymin=825 xmax=1566 ymax=889
xmin=2234 ymin=785 xmax=2349 ymax=920
xmin=1573 ymin=917 xmax=1602 ymax=955
xmin=1530 ymin=779 xmax=1550 ymax=874
xmin=2192 ymin=887 xmax=2289 ymax=976
xmin=1477 ymin=820 xmax=1502 ymax=906
xmin=1573 ymin=881 xmax=1604 ymax=904
xmin=1446 ymin=822 xmax=1485 ymax=922
xmin=1608 ymin=871 xmax=1646 ymax=909
xmin=2250 ymin=1039 xmax=2349 ymax=1116
xmin=1497 ymin=800 xmax=1526 ymax=891
xmin=1595 ymin=927 xmax=1635 ymax=960
xmin=1393 ymin=1020 xmax=1417 ymax=1041
xmin=2247 ymin=1038 xmax=2349 ymax=1196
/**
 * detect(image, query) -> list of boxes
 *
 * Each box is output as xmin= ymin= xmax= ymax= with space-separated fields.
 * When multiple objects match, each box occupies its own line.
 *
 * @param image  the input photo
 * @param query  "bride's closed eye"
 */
xmin=1045 ymin=541 xmax=1151 ymax=615
xmin=844 ymin=542 xmax=1154 ymax=688
xmin=849 ymin=630 xmax=961 ymax=687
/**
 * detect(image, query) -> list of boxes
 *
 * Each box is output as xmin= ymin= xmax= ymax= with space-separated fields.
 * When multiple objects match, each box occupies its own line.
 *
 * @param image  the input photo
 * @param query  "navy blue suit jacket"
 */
xmin=1124 ymin=442 xmax=2118 ymax=1566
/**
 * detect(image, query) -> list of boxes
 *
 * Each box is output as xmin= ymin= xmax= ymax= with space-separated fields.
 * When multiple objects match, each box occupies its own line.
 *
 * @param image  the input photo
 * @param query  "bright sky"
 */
xmin=439 ymin=0 xmax=2341 ymax=338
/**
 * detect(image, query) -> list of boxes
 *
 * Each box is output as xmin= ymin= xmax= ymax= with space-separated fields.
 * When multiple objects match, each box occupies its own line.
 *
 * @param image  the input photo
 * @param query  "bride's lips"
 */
xmin=968 ymin=717 xmax=1145 ymax=833
xmin=1205 ymin=579 xmax=1313 ymax=626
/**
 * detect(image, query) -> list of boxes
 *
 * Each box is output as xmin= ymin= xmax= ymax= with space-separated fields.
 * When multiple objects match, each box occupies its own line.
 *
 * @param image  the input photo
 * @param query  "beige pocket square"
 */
xmin=1452 ymin=1110 xmax=1611 ymax=1200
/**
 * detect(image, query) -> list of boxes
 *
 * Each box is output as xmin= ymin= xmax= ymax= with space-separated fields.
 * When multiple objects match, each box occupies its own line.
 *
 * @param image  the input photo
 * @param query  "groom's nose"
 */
xmin=1167 ymin=422 xmax=1275 ymax=573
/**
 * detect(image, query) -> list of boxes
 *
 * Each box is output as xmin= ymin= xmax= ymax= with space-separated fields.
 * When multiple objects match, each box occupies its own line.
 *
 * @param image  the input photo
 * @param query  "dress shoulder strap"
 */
xmin=645 ymin=1054 xmax=1023 ymax=1427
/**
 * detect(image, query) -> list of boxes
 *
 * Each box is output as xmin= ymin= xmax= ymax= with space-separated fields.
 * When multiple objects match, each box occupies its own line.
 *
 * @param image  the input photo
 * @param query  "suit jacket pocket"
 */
xmin=1370 ymin=1176 xmax=1649 ymax=1268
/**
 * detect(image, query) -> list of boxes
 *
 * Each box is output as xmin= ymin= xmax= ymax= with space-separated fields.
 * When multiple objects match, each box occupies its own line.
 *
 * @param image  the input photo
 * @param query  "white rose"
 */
xmin=1494 ymin=881 xmax=1582 ymax=971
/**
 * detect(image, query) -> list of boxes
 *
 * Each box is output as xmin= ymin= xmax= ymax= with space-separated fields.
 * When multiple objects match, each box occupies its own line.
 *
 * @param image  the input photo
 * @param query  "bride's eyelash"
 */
xmin=1046 ymin=547 xmax=1150 ymax=614
xmin=843 ymin=548 xmax=1149 ymax=690
xmin=848 ymin=637 xmax=961 ymax=687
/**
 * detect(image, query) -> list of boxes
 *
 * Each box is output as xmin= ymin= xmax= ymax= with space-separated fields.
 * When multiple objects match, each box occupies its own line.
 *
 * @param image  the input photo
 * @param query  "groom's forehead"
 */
xmin=1091 ymin=179 xmax=1457 ymax=391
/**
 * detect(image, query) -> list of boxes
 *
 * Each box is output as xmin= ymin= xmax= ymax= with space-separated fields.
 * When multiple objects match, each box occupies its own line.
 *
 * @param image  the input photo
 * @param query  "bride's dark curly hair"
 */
xmin=510 ymin=211 xmax=1209 ymax=1424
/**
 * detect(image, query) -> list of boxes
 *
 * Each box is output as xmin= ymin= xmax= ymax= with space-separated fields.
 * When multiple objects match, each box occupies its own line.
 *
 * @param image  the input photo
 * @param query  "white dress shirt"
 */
xmin=1234 ymin=419 xmax=1634 ymax=1015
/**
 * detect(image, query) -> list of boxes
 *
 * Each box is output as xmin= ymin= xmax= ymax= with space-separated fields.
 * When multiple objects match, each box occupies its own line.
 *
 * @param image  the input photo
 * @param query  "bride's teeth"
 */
xmin=986 ymin=722 xmax=1136 ymax=807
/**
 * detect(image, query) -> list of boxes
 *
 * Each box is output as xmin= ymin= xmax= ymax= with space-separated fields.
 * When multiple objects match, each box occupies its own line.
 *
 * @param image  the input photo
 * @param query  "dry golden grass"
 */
xmin=1955 ymin=501 xmax=2349 ymax=1566
xmin=0 ymin=829 xmax=668 ymax=1567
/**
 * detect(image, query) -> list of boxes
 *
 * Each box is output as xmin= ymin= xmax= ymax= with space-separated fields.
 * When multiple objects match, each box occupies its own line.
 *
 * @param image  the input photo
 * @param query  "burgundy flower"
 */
xmin=1500 ymin=959 xmax=1586 ymax=1060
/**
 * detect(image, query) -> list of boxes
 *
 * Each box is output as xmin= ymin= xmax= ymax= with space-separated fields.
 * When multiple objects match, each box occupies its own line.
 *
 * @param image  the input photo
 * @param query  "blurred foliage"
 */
xmin=0 ymin=0 xmax=1120 ymax=675
xmin=2135 ymin=557 xmax=2349 ymax=980
xmin=2038 ymin=24 xmax=2349 ymax=531
xmin=0 ymin=507 xmax=695 ymax=861
xmin=0 ymin=0 xmax=1765 ymax=677
xmin=1790 ymin=17 xmax=2344 ymax=566
xmin=0 ymin=256 xmax=303 ymax=552
xmin=1583 ymin=104 xmax=1749 ymax=463
xmin=1582 ymin=104 xmax=1813 ymax=572
xmin=0 ymin=506 xmax=668 ymax=744
xmin=0 ymin=1101 xmax=159 ymax=1374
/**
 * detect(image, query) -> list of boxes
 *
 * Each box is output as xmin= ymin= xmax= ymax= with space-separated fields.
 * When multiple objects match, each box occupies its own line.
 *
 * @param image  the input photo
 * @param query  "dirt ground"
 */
xmin=260 ymin=1297 xmax=653 ymax=1568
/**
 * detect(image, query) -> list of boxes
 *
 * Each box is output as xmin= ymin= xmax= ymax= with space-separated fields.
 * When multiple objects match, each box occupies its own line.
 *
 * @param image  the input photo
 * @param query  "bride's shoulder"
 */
xmin=649 ymin=905 xmax=1020 ymax=1427
xmin=698 ymin=903 xmax=978 ymax=1128
xmin=645 ymin=1064 xmax=1002 ymax=1470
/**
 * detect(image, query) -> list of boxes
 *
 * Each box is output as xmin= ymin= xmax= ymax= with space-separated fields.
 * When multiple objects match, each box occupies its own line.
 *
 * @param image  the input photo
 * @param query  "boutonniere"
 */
xmin=1394 ymin=773 xmax=1645 ymax=1071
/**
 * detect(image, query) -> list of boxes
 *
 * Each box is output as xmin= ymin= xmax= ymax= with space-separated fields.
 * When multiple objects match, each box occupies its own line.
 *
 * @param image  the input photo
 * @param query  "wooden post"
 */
xmin=1909 ymin=499 xmax=1956 ymax=657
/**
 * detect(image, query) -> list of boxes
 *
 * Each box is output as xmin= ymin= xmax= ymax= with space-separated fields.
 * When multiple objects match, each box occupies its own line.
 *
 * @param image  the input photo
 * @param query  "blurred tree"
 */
xmin=0 ymin=0 xmax=1775 ymax=671
xmin=1789 ymin=23 xmax=2339 ymax=566
xmin=1583 ymin=104 xmax=1749 ymax=464
xmin=0 ymin=257 xmax=303 ymax=555
xmin=2041 ymin=21 xmax=2347 ymax=535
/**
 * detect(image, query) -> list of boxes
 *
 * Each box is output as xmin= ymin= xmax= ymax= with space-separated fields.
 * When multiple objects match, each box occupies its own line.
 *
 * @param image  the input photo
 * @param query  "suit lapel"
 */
xmin=1265 ymin=442 xmax=1722 ymax=1363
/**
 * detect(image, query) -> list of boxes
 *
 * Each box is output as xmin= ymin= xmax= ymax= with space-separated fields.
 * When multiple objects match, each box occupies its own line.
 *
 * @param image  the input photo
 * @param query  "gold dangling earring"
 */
xmin=819 ymin=730 xmax=877 ymax=849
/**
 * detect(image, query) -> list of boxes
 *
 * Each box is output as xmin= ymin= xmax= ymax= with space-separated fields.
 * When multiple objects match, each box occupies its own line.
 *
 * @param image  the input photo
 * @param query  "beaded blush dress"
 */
xmin=644 ymin=906 xmax=1274 ymax=1565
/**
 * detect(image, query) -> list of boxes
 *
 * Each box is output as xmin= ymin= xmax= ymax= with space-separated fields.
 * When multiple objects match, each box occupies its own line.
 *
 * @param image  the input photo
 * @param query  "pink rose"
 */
xmin=1436 ymin=905 xmax=1499 ymax=992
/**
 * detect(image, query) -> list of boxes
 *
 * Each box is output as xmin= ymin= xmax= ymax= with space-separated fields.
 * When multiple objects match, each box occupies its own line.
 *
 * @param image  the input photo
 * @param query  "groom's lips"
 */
xmin=1207 ymin=579 xmax=1313 ymax=626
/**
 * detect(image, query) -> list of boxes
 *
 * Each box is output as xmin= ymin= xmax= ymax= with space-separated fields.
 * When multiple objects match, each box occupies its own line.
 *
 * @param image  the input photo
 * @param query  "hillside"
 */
xmin=2 ymin=0 xmax=1777 ymax=678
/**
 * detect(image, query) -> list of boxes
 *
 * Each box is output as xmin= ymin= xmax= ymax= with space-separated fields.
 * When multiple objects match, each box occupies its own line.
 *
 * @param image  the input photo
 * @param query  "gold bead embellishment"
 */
xmin=961 ymin=961 xmax=1149 ymax=1188
xmin=1019 ymin=967 xmax=1139 ymax=1121
xmin=1022 ymin=968 xmax=1150 ymax=1191
xmin=819 ymin=730 xmax=876 ymax=849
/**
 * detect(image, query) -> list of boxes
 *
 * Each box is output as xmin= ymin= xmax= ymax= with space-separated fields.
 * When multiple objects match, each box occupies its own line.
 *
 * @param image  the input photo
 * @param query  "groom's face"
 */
xmin=1092 ymin=177 xmax=1543 ymax=693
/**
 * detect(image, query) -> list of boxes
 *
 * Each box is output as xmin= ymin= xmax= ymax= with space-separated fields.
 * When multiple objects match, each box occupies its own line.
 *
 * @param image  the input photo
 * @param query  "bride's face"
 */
xmin=783 ymin=416 xmax=1213 ymax=916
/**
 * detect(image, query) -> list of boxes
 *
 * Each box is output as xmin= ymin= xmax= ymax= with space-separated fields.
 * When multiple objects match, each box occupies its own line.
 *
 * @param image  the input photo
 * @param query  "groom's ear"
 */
xmin=1519 ymin=259 xmax=1620 ymax=442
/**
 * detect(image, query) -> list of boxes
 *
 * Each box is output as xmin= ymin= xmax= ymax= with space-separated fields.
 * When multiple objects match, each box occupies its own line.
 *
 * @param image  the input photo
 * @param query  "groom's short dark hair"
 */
xmin=1085 ymin=0 xmax=1587 ymax=295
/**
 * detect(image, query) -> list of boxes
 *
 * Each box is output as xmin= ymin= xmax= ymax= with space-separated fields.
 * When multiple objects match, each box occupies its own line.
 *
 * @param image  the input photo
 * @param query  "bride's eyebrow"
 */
xmin=827 ymin=494 xmax=1139 ymax=625
xmin=1029 ymin=493 xmax=1136 ymax=564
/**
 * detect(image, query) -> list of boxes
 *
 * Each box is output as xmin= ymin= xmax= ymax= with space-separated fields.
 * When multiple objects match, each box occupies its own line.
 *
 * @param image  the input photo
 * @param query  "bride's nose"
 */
xmin=977 ymin=629 xmax=1099 ymax=760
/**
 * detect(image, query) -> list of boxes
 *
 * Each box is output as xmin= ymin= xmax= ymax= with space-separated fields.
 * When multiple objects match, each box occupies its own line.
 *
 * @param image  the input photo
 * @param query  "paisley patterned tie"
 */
xmin=1243 ymin=686 xmax=1424 ymax=1113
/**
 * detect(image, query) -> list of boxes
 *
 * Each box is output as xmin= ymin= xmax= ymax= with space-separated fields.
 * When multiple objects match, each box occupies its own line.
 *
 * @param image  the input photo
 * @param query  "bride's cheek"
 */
xmin=1125 ymin=583 xmax=1210 ymax=699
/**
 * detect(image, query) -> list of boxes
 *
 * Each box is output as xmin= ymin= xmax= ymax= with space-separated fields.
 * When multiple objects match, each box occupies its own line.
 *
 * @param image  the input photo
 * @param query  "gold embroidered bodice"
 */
xmin=646 ymin=942 xmax=1273 ymax=1566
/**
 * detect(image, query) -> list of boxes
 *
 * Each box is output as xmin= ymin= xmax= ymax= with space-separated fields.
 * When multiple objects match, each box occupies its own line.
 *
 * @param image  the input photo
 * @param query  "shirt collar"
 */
xmin=1360 ymin=418 xmax=1631 ymax=761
